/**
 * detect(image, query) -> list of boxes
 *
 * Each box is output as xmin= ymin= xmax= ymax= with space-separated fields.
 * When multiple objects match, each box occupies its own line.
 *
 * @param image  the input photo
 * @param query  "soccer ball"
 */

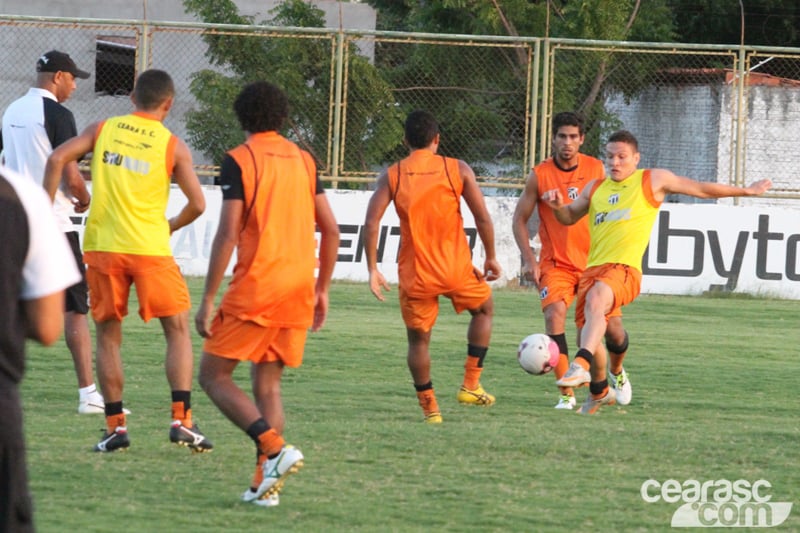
xmin=517 ymin=333 xmax=560 ymax=375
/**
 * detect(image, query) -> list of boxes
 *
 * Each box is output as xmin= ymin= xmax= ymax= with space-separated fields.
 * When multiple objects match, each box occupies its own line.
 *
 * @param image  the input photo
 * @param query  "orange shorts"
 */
xmin=84 ymin=251 xmax=190 ymax=323
xmin=575 ymin=263 xmax=639 ymax=328
xmin=399 ymin=268 xmax=492 ymax=332
xmin=203 ymin=310 xmax=307 ymax=367
xmin=538 ymin=267 xmax=581 ymax=310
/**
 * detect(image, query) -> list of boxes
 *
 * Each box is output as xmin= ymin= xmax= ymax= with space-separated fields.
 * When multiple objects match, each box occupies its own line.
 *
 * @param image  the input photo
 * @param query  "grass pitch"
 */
xmin=22 ymin=280 xmax=800 ymax=531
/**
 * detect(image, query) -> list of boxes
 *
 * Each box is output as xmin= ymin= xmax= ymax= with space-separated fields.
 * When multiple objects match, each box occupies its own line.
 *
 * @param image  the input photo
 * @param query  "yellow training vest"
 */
xmin=85 ymin=112 xmax=176 ymax=255
xmin=586 ymin=169 xmax=662 ymax=272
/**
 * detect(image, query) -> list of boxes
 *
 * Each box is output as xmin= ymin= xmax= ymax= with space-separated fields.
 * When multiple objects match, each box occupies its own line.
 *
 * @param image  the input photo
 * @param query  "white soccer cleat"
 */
xmin=78 ymin=395 xmax=105 ymax=414
xmin=610 ymin=367 xmax=632 ymax=406
xmin=555 ymin=361 xmax=591 ymax=388
xmin=253 ymin=445 xmax=304 ymax=500
xmin=554 ymin=394 xmax=576 ymax=410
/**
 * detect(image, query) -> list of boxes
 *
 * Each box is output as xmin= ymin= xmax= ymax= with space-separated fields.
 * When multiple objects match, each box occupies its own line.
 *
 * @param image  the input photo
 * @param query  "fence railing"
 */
xmin=1 ymin=14 xmax=799 ymax=200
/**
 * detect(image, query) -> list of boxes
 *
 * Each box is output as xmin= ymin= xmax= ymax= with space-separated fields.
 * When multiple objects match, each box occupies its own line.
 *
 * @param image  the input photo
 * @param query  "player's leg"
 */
xmin=93 ymin=318 xmax=129 ymax=451
xmin=606 ymin=316 xmax=632 ymax=405
xmin=451 ymin=274 xmax=495 ymax=406
xmin=84 ymin=255 xmax=131 ymax=452
xmin=399 ymin=290 xmax=442 ymax=422
xmin=543 ymin=300 xmax=574 ymax=408
xmin=161 ymin=312 xmax=213 ymax=452
xmin=457 ymin=295 xmax=496 ymax=406
xmin=63 ymin=232 xmax=103 ymax=414
xmin=407 ymin=327 xmax=441 ymax=422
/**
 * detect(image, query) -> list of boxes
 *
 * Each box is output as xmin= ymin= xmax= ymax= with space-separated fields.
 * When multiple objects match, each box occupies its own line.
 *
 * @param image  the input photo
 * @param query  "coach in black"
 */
xmin=0 ymin=50 xmax=106 ymax=414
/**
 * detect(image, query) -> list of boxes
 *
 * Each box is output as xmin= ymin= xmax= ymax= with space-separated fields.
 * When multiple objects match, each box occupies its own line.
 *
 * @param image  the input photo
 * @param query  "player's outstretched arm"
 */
xmin=364 ymin=172 xmax=392 ymax=300
xmin=652 ymin=169 xmax=772 ymax=200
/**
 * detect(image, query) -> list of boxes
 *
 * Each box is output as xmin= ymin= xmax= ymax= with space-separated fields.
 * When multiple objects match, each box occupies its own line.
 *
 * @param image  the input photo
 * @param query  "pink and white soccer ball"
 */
xmin=517 ymin=333 xmax=560 ymax=375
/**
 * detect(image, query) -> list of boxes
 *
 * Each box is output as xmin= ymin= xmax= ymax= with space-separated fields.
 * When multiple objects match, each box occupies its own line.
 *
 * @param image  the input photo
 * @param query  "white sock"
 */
xmin=79 ymin=384 xmax=98 ymax=399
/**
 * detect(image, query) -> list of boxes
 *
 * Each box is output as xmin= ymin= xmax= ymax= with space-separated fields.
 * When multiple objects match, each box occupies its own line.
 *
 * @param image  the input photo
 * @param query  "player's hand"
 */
xmin=72 ymin=197 xmax=90 ymax=213
xmin=521 ymin=259 xmax=541 ymax=287
xmin=541 ymin=189 xmax=564 ymax=209
xmin=194 ymin=300 xmax=214 ymax=338
xmin=746 ymin=179 xmax=772 ymax=195
xmin=484 ymin=258 xmax=502 ymax=282
xmin=369 ymin=269 xmax=390 ymax=301
xmin=311 ymin=290 xmax=329 ymax=332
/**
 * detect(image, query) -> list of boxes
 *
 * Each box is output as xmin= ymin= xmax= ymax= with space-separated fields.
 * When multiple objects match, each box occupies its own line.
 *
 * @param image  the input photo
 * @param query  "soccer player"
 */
xmin=43 ymin=69 xmax=212 ymax=452
xmin=0 ymin=50 xmax=105 ymax=414
xmin=0 ymin=164 xmax=80 ymax=533
xmin=542 ymin=129 xmax=772 ymax=414
xmin=512 ymin=112 xmax=629 ymax=409
xmin=195 ymin=81 xmax=339 ymax=507
xmin=363 ymin=110 xmax=502 ymax=424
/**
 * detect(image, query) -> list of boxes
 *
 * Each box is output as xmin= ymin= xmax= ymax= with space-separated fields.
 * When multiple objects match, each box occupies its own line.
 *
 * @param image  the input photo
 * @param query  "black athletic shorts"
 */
xmin=64 ymin=231 xmax=89 ymax=315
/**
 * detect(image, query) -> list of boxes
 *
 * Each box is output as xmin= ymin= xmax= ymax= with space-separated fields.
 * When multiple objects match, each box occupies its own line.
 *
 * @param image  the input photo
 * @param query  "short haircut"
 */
xmin=607 ymin=129 xmax=639 ymax=152
xmin=404 ymin=110 xmax=439 ymax=149
xmin=133 ymin=69 xmax=175 ymax=111
xmin=234 ymin=81 xmax=289 ymax=133
xmin=552 ymin=111 xmax=585 ymax=135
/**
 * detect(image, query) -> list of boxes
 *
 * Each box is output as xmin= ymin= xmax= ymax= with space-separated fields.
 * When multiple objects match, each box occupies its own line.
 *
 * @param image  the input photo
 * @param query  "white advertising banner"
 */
xmin=73 ymin=187 xmax=800 ymax=299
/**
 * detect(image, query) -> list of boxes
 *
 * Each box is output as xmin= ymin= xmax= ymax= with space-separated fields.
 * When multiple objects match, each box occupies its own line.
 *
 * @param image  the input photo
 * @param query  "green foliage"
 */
xmin=183 ymin=0 xmax=401 ymax=173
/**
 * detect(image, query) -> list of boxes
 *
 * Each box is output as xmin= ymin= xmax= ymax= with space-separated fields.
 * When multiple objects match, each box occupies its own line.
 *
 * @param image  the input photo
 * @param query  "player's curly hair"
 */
xmin=234 ymin=81 xmax=289 ymax=133
xmin=404 ymin=110 xmax=439 ymax=149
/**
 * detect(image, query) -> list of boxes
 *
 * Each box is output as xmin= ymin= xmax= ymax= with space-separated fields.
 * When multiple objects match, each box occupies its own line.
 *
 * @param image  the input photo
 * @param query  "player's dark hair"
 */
xmin=552 ymin=111 xmax=585 ymax=136
xmin=133 ymin=69 xmax=174 ymax=111
xmin=404 ymin=110 xmax=439 ymax=149
xmin=234 ymin=81 xmax=289 ymax=133
xmin=607 ymin=130 xmax=639 ymax=152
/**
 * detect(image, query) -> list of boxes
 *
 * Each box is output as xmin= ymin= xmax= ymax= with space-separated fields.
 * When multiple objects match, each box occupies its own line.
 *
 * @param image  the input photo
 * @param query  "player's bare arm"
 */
xmin=312 ymin=192 xmax=340 ymax=332
xmin=364 ymin=171 xmax=392 ymax=301
xmin=651 ymin=168 xmax=773 ymax=201
xmin=168 ymin=138 xmax=205 ymax=233
xmin=63 ymin=161 xmax=91 ymax=212
xmin=43 ymin=122 xmax=98 ymax=202
xmin=460 ymin=160 xmax=501 ymax=281
xmin=512 ymin=169 xmax=540 ymax=284
xmin=23 ymin=291 xmax=65 ymax=346
xmin=194 ymin=198 xmax=242 ymax=339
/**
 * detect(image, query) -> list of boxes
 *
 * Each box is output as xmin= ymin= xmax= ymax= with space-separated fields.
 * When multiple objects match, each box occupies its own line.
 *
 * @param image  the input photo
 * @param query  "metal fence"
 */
xmin=1 ymin=14 xmax=799 ymax=200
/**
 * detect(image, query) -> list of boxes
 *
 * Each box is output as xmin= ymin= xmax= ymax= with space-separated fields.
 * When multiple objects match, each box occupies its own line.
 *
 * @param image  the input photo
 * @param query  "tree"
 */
xmin=182 ymin=0 xmax=402 ymax=178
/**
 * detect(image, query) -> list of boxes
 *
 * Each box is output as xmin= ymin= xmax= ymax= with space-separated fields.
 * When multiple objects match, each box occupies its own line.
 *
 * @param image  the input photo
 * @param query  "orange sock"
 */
xmin=554 ymin=353 xmax=574 ymax=396
xmin=463 ymin=357 xmax=482 ymax=390
xmin=416 ymin=389 xmax=440 ymax=416
xmin=257 ymin=428 xmax=285 ymax=457
xmin=249 ymin=452 xmax=267 ymax=490
xmin=106 ymin=413 xmax=126 ymax=433
xmin=171 ymin=402 xmax=193 ymax=426
xmin=576 ymin=357 xmax=590 ymax=371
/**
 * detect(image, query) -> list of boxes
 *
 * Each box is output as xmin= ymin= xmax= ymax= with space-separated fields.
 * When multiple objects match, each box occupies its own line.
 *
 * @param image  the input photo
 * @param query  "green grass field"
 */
xmin=22 ymin=279 xmax=800 ymax=532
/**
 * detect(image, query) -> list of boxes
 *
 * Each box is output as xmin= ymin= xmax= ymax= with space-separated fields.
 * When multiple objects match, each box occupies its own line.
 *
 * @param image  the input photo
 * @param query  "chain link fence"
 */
xmin=0 ymin=15 xmax=798 ymax=202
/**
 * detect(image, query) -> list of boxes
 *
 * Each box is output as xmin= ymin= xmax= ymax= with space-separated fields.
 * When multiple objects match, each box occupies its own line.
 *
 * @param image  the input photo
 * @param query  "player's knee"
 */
xmin=605 ymin=330 xmax=629 ymax=354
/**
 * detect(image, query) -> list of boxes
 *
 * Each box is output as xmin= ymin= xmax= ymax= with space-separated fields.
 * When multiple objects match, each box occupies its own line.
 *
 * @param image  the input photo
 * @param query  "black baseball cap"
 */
xmin=36 ymin=50 xmax=90 ymax=79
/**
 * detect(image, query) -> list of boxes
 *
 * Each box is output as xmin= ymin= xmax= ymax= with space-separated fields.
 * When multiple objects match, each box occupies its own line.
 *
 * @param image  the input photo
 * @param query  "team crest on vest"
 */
xmin=567 ymin=186 xmax=579 ymax=200
xmin=608 ymin=193 xmax=620 ymax=205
